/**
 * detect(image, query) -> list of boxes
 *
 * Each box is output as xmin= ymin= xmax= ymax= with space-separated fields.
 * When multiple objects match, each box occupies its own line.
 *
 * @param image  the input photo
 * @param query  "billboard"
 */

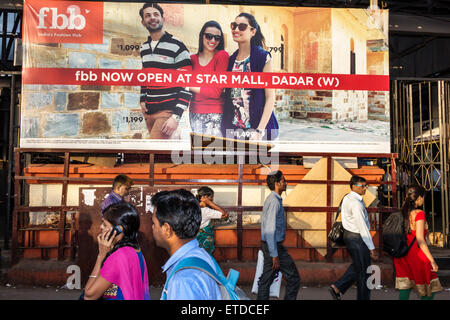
xmin=21 ymin=0 xmax=390 ymax=153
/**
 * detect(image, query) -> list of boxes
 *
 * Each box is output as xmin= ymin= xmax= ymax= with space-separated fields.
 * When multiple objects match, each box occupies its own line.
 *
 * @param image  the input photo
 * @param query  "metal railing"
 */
xmin=11 ymin=148 xmax=398 ymax=264
xmin=392 ymin=79 xmax=450 ymax=247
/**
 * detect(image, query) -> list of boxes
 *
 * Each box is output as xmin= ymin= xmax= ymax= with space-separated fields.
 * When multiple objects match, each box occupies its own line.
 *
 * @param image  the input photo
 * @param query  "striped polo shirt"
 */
xmin=140 ymin=32 xmax=192 ymax=117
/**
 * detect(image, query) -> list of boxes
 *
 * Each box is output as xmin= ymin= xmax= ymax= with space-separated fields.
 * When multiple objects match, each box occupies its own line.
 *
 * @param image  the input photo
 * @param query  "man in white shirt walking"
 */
xmin=329 ymin=175 xmax=378 ymax=300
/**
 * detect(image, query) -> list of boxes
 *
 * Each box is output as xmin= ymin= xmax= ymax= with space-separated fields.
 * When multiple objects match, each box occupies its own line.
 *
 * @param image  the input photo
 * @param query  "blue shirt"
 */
xmin=161 ymin=239 xmax=222 ymax=300
xmin=101 ymin=191 xmax=123 ymax=215
xmin=261 ymin=191 xmax=286 ymax=257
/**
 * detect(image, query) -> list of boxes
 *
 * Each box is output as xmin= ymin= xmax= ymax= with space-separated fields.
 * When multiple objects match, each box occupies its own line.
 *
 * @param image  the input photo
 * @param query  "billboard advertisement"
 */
xmin=21 ymin=0 xmax=390 ymax=153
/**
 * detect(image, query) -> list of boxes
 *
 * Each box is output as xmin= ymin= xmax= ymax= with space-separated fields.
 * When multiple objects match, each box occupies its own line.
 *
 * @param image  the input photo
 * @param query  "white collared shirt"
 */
xmin=341 ymin=191 xmax=375 ymax=250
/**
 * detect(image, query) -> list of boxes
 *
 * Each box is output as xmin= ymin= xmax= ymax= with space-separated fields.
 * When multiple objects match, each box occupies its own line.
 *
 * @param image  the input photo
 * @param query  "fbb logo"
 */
xmin=37 ymin=6 xmax=86 ymax=30
xmin=24 ymin=0 xmax=103 ymax=44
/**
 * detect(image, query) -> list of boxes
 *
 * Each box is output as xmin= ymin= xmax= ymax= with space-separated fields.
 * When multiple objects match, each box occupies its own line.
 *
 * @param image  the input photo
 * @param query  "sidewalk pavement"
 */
xmin=0 ymin=283 xmax=449 ymax=300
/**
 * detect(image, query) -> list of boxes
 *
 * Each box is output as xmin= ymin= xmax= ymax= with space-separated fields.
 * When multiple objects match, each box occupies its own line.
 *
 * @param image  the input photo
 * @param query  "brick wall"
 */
xmin=21 ymin=36 xmax=147 ymax=140
xmin=275 ymin=89 xmax=333 ymax=121
xmin=273 ymin=89 xmax=388 ymax=123
xmin=368 ymin=91 xmax=390 ymax=121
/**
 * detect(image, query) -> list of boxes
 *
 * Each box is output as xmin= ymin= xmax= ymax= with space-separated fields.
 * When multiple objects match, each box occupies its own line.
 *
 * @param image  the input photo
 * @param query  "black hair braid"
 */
xmin=401 ymin=185 xmax=425 ymax=234
xmin=401 ymin=197 xmax=416 ymax=233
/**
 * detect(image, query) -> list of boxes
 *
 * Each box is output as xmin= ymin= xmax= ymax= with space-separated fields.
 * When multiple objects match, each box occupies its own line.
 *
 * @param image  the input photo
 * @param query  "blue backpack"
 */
xmin=161 ymin=256 xmax=249 ymax=300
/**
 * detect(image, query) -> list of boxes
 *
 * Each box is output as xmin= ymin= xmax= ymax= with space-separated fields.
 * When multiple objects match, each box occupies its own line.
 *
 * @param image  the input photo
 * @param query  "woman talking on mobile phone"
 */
xmin=83 ymin=203 xmax=150 ymax=300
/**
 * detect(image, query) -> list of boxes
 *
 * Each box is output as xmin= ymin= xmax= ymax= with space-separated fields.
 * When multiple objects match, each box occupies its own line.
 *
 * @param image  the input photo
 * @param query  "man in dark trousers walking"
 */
xmin=257 ymin=170 xmax=300 ymax=300
xmin=329 ymin=175 xmax=378 ymax=300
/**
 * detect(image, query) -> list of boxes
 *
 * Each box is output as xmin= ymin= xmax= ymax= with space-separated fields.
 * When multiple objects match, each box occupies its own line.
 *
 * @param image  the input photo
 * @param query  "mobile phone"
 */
xmin=107 ymin=225 xmax=122 ymax=241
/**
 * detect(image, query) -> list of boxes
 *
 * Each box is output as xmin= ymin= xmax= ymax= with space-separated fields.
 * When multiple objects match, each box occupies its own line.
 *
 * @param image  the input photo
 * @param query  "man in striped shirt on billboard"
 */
xmin=139 ymin=3 xmax=193 ymax=139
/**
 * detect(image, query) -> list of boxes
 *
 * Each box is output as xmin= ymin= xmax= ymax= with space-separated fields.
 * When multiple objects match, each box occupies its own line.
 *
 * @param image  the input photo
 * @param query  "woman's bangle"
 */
xmin=89 ymin=275 xmax=97 ymax=278
xmin=256 ymin=128 xmax=265 ymax=136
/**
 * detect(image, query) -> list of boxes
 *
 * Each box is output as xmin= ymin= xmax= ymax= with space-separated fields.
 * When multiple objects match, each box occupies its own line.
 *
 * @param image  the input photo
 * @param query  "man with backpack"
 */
xmin=150 ymin=189 xmax=222 ymax=299
xmin=329 ymin=175 xmax=378 ymax=300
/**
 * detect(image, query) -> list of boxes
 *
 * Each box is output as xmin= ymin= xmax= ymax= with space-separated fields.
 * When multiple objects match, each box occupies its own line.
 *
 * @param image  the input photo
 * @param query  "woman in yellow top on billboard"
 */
xmin=189 ymin=21 xmax=230 ymax=137
xmin=221 ymin=12 xmax=278 ymax=141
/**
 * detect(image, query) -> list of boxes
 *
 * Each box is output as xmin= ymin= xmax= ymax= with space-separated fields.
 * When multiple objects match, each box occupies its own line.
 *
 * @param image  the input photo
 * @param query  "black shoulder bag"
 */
xmin=328 ymin=196 xmax=347 ymax=246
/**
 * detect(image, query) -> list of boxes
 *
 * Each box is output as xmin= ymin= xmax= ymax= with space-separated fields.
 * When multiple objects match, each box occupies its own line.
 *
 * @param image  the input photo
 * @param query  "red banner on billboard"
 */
xmin=22 ymin=68 xmax=389 ymax=91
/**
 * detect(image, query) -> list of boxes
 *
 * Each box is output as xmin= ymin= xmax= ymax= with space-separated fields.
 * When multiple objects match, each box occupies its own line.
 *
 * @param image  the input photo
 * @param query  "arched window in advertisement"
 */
xmin=281 ymin=24 xmax=288 ymax=71
xmin=350 ymin=38 xmax=356 ymax=74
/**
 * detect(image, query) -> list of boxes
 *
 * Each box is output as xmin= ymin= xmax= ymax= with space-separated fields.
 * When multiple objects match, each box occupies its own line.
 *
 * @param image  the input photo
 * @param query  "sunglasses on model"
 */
xmin=355 ymin=184 xmax=368 ymax=188
xmin=204 ymin=33 xmax=222 ymax=41
xmin=230 ymin=22 xmax=254 ymax=32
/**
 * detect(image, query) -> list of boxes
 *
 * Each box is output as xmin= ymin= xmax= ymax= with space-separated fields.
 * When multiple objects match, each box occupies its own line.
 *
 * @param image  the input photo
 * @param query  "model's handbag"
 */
xmin=328 ymin=196 xmax=346 ymax=246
